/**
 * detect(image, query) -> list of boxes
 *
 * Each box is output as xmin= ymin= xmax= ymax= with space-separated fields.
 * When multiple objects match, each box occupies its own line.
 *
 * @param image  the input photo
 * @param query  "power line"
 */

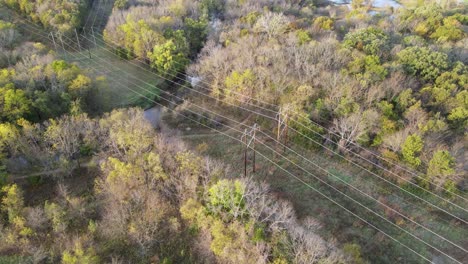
xmin=12 ymin=15 xmax=466 ymax=262
xmin=90 ymin=29 xmax=468 ymax=204
xmin=33 ymin=19 xmax=463 ymax=227
xmin=91 ymin=28 xmax=441 ymax=180
xmin=91 ymin=26 xmax=466 ymax=194
xmin=83 ymin=30 xmax=468 ymax=216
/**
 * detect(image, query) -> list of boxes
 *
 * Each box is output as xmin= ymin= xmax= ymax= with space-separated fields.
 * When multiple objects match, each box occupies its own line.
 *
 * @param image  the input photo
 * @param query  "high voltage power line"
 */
xmin=13 ymin=5 xmax=463 ymax=225
xmin=6 ymin=10 xmax=468 ymax=263
xmin=89 ymin=28 xmax=468 ymax=204
xmin=15 ymin=9 xmax=466 ymax=226
xmin=70 ymin=0 xmax=468 ymax=200
xmin=80 ymin=29 xmax=468 ymax=215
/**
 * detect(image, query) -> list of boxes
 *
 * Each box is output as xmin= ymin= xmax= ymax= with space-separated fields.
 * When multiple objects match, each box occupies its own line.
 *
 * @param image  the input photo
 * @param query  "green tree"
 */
xmin=200 ymin=0 xmax=224 ymax=18
xmin=0 ymin=86 xmax=32 ymax=121
xmin=207 ymin=179 xmax=247 ymax=219
xmin=313 ymin=16 xmax=334 ymax=30
xmin=347 ymin=55 xmax=388 ymax=86
xmin=184 ymin=18 xmax=208 ymax=56
xmin=224 ymin=69 xmax=256 ymax=104
xmin=430 ymin=16 xmax=466 ymax=42
xmin=343 ymin=27 xmax=389 ymax=56
xmin=296 ymin=29 xmax=312 ymax=45
xmin=114 ymin=0 xmax=128 ymax=9
xmin=62 ymin=242 xmax=99 ymax=264
xmin=1 ymin=184 xmax=24 ymax=223
xmin=397 ymin=47 xmax=449 ymax=82
xmin=426 ymin=150 xmax=455 ymax=189
xmin=68 ymin=74 xmax=92 ymax=98
xmin=118 ymin=19 xmax=164 ymax=59
xmin=148 ymin=40 xmax=189 ymax=78
xmin=401 ymin=134 xmax=424 ymax=167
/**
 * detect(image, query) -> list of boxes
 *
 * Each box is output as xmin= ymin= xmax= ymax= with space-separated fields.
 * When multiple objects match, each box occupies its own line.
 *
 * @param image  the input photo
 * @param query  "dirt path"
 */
xmin=9 ymin=161 xmax=94 ymax=181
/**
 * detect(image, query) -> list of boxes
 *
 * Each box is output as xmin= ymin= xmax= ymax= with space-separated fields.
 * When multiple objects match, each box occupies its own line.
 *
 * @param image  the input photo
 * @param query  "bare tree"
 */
xmin=331 ymin=112 xmax=368 ymax=151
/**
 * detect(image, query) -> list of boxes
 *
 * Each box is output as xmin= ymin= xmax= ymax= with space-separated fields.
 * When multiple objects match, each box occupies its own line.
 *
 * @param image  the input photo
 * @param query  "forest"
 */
xmin=0 ymin=0 xmax=467 ymax=263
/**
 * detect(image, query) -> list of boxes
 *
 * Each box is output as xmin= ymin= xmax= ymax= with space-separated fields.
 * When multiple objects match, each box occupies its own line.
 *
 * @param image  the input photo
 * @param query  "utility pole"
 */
xmin=49 ymin=32 xmax=57 ymax=50
xmin=241 ymin=124 xmax=259 ymax=177
xmin=74 ymin=28 xmax=82 ymax=52
xmin=251 ymin=124 xmax=258 ymax=173
xmin=58 ymin=33 xmax=67 ymax=60
xmin=276 ymin=106 xmax=290 ymax=152
xmin=91 ymin=27 xmax=97 ymax=48
xmin=242 ymin=128 xmax=248 ymax=177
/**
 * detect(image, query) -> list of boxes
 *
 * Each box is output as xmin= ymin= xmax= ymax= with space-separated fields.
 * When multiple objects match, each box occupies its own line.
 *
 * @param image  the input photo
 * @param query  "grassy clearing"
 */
xmin=64 ymin=42 xmax=164 ymax=109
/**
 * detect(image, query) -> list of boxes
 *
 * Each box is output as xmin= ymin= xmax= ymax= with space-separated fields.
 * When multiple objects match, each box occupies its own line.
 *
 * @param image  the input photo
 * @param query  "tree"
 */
xmin=447 ymin=90 xmax=468 ymax=129
xmin=1 ymin=184 xmax=24 ymax=223
xmin=62 ymin=241 xmax=99 ymax=264
xmin=100 ymin=108 xmax=155 ymax=159
xmin=343 ymin=27 xmax=389 ymax=56
xmin=114 ymin=0 xmax=129 ymax=10
xmin=347 ymin=55 xmax=388 ymax=86
xmin=254 ymin=12 xmax=290 ymax=39
xmin=118 ymin=19 xmax=164 ymax=59
xmin=184 ymin=18 xmax=208 ymax=56
xmin=44 ymin=115 xmax=84 ymax=175
xmin=68 ymin=74 xmax=92 ymax=98
xmin=430 ymin=16 xmax=465 ymax=42
xmin=200 ymin=0 xmax=225 ymax=18
xmin=401 ymin=134 xmax=424 ymax=168
xmin=426 ymin=150 xmax=455 ymax=189
xmin=207 ymin=179 xmax=247 ymax=220
xmin=223 ymin=69 xmax=256 ymax=105
xmin=0 ymin=20 xmax=19 ymax=49
xmin=332 ymin=112 xmax=369 ymax=151
xmin=148 ymin=40 xmax=189 ymax=78
xmin=3 ymin=0 xmax=86 ymax=35
xmin=0 ymin=86 xmax=32 ymax=121
xmin=0 ymin=122 xmax=17 ymax=152
xmin=313 ymin=17 xmax=334 ymax=30
xmin=397 ymin=47 xmax=449 ymax=82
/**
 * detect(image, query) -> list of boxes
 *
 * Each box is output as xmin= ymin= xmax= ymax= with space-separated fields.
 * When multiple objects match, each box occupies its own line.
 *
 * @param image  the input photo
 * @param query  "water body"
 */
xmin=144 ymin=106 xmax=162 ymax=129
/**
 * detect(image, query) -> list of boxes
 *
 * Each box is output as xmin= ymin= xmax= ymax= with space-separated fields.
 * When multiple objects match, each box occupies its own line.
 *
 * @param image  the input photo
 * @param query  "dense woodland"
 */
xmin=101 ymin=0 xmax=468 ymax=192
xmin=0 ymin=2 xmax=348 ymax=263
xmin=190 ymin=0 xmax=467 ymax=192
xmin=2 ymin=0 xmax=89 ymax=35
xmin=0 ymin=108 xmax=348 ymax=263
xmin=0 ymin=0 xmax=467 ymax=263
